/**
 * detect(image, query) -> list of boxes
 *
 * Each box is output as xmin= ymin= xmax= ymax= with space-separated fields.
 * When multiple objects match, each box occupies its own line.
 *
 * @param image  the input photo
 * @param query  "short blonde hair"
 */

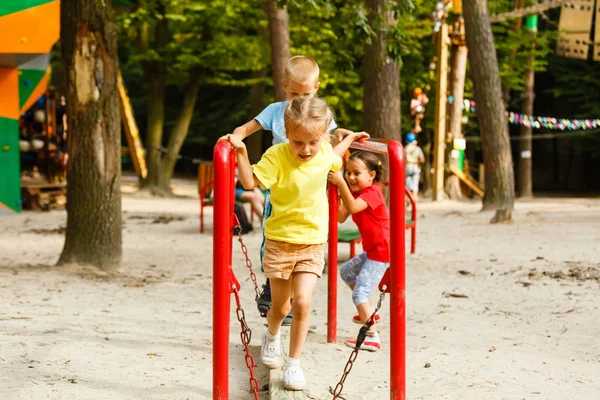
xmin=284 ymin=56 xmax=320 ymax=86
xmin=284 ymin=97 xmax=333 ymax=138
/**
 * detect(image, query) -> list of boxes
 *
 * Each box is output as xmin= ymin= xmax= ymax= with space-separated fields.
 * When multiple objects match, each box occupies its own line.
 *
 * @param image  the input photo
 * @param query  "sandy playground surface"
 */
xmin=1 ymin=176 xmax=599 ymax=399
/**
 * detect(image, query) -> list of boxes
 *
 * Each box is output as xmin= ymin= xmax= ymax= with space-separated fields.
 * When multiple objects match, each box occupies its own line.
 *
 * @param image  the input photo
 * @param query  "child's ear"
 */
xmin=315 ymin=81 xmax=321 ymax=90
xmin=369 ymin=170 xmax=376 ymax=181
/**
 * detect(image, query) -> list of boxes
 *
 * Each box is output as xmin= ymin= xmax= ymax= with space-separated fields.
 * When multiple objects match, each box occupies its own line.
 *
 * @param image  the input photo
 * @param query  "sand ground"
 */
xmin=1 ymin=177 xmax=599 ymax=400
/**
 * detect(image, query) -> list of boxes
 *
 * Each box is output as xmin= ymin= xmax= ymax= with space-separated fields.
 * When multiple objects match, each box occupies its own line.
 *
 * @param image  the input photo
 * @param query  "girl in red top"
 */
xmin=328 ymin=151 xmax=390 ymax=352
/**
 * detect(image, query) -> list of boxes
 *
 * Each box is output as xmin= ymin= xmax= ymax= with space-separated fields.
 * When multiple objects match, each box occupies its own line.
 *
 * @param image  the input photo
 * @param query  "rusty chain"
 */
xmin=332 ymin=288 xmax=387 ymax=400
xmin=232 ymin=285 xmax=260 ymax=399
xmin=233 ymin=214 xmax=262 ymax=301
xmin=227 ymin=214 xmax=264 ymax=398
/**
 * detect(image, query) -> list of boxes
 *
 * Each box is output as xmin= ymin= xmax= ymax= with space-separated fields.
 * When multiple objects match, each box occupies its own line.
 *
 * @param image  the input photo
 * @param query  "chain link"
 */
xmin=332 ymin=290 xmax=387 ymax=399
xmin=233 ymin=214 xmax=262 ymax=301
xmin=232 ymin=285 xmax=260 ymax=399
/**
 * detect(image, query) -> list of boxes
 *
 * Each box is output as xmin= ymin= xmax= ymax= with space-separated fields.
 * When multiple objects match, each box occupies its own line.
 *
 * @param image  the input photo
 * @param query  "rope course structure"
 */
xmin=489 ymin=0 xmax=569 ymax=22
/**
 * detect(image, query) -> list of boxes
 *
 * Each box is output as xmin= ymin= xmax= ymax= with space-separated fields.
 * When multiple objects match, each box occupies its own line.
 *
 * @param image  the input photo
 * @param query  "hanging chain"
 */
xmin=233 ymin=214 xmax=261 ymax=301
xmin=229 ymin=213 xmax=261 ymax=397
xmin=232 ymin=285 xmax=260 ymax=399
xmin=332 ymin=289 xmax=387 ymax=400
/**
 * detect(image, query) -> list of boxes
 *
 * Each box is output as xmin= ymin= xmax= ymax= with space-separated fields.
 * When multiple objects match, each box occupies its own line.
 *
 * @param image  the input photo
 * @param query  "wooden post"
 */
xmin=118 ymin=71 xmax=147 ymax=180
xmin=432 ymin=21 xmax=449 ymax=201
xmin=445 ymin=14 xmax=468 ymax=200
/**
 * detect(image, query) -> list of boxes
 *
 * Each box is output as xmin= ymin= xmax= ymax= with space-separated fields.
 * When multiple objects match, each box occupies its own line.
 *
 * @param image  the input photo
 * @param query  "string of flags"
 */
xmin=506 ymin=112 xmax=600 ymax=130
xmin=448 ymin=96 xmax=600 ymax=131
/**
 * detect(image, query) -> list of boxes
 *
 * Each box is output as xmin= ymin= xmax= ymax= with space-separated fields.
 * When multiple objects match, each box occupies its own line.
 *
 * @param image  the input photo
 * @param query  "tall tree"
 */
xmin=445 ymin=16 xmax=468 ymax=200
xmin=58 ymin=0 xmax=122 ymax=269
xmin=246 ymin=68 xmax=268 ymax=163
xmin=517 ymin=18 xmax=536 ymax=198
xmin=266 ymin=0 xmax=290 ymax=102
xmin=363 ymin=0 xmax=401 ymax=140
xmin=138 ymin=1 xmax=169 ymax=195
xmin=463 ymin=0 xmax=515 ymax=223
xmin=122 ymin=0 xmax=268 ymax=195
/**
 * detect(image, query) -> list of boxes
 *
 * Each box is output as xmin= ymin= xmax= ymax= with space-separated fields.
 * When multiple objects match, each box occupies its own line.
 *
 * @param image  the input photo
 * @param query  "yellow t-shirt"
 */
xmin=253 ymin=142 xmax=343 ymax=244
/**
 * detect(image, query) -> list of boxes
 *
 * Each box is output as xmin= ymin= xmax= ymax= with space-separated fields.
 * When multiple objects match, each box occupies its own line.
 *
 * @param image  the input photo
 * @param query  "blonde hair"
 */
xmin=284 ymin=56 xmax=320 ymax=86
xmin=284 ymin=97 xmax=333 ymax=138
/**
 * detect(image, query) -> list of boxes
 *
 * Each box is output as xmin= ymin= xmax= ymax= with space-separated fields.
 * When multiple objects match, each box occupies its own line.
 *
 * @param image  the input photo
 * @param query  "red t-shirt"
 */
xmin=351 ymin=184 xmax=390 ymax=262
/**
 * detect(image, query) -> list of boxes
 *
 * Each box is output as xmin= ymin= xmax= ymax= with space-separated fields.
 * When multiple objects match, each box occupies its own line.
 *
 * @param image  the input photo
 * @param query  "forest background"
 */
xmin=49 ymin=0 xmax=600 ymax=195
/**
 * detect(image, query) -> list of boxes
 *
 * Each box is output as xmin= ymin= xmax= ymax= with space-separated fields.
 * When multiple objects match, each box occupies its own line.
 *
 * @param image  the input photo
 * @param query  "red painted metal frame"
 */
xmin=388 ymin=141 xmax=406 ymax=399
xmin=212 ymin=141 xmax=235 ymax=399
xmin=327 ymin=183 xmax=339 ymax=343
xmin=214 ymin=139 xmax=406 ymax=399
xmin=326 ymin=140 xmax=406 ymax=399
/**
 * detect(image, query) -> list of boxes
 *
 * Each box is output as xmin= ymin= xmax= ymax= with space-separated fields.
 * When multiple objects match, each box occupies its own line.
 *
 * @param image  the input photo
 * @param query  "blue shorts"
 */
xmin=340 ymin=252 xmax=389 ymax=307
xmin=234 ymin=187 xmax=245 ymax=199
xmin=405 ymin=164 xmax=421 ymax=192
xmin=259 ymin=189 xmax=272 ymax=272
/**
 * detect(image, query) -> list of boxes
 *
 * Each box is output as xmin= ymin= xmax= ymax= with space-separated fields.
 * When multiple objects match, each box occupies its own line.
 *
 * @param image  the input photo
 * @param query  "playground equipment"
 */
xmin=0 ymin=1 xmax=59 ymax=212
xmin=212 ymin=139 xmax=406 ymax=399
xmin=197 ymin=161 xmax=256 ymax=233
xmin=0 ymin=2 xmax=146 ymax=214
xmin=118 ymin=71 xmax=147 ymax=179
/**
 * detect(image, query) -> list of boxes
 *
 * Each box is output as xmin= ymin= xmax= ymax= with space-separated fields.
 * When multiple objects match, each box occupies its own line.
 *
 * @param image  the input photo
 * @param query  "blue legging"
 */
xmin=340 ymin=252 xmax=389 ymax=307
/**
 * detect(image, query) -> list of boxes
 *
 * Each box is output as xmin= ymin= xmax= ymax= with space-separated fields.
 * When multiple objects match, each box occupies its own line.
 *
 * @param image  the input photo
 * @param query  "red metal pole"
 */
xmin=213 ymin=141 xmax=232 ymax=399
xmin=388 ymin=141 xmax=406 ymax=400
xmin=327 ymin=182 xmax=338 ymax=343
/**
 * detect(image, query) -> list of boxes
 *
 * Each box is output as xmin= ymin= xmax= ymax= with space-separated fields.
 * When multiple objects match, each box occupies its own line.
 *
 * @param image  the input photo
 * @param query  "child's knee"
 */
xmin=291 ymin=296 xmax=311 ymax=317
xmin=340 ymin=267 xmax=354 ymax=286
xmin=270 ymin=302 xmax=291 ymax=319
xmin=351 ymin=286 xmax=370 ymax=307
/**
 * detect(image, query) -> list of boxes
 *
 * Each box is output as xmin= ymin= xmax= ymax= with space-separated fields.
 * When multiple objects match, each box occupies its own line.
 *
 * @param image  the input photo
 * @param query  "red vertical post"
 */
xmin=213 ymin=142 xmax=232 ymax=399
xmin=229 ymin=153 xmax=236 ymax=266
xmin=388 ymin=141 xmax=406 ymax=400
xmin=327 ymin=182 xmax=338 ymax=343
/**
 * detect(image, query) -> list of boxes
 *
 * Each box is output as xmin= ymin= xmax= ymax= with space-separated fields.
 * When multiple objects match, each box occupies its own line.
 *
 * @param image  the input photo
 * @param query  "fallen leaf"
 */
xmin=444 ymin=292 xmax=468 ymax=299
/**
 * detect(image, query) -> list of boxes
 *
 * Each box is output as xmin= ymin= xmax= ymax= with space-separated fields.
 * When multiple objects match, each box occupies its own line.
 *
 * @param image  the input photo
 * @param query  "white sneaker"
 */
xmin=261 ymin=330 xmax=281 ymax=369
xmin=283 ymin=364 xmax=306 ymax=391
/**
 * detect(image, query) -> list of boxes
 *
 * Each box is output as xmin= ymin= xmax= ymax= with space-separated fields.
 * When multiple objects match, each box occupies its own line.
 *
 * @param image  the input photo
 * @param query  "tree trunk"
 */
xmin=517 ymin=33 xmax=535 ymax=198
xmin=58 ymin=0 xmax=122 ymax=269
xmin=502 ymin=0 xmax=524 ymax=105
xmin=159 ymin=71 xmax=203 ymax=192
xmin=266 ymin=0 xmax=289 ymax=102
xmin=445 ymin=34 xmax=468 ymax=200
xmin=141 ymin=4 xmax=169 ymax=193
xmin=142 ymin=65 xmax=165 ymax=190
xmin=463 ymin=0 xmax=515 ymax=222
xmin=246 ymin=68 xmax=267 ymax=163
xmin=363 ymin=0 xmax=401 ymax=141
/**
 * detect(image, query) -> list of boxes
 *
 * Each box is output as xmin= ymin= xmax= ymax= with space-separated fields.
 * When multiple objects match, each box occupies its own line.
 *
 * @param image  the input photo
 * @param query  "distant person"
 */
xmin=224 ymin=97 xmax=367 ymax=391
xmin=327 ymin=151 xmax=389 ymax=352
xmin=405 ymin=132 xmax=425 ymax=199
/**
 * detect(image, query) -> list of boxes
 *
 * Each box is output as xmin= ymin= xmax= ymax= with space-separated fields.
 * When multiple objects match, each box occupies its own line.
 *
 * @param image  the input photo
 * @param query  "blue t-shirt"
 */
xmin=254 ymin=101 xmax=338 ymax=146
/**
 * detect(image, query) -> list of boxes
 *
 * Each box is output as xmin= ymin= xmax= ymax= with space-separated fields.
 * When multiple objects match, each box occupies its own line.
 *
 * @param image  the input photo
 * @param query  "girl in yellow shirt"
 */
xmin=225 ymin=96 xmax=367 ymax=391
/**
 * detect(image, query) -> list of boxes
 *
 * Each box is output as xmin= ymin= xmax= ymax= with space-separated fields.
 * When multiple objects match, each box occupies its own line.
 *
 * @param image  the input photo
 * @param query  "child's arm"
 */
xmin=338 ymin=199 xmax=350 ymax=223
xmin=332 ymin=131 xmax=370 ymax=158
xmin=327 ymin=171 xmax=368 ymax=215
xmin=218 ymin=119 xmax=262 ymax=143
xmin=226 ymin=135 xmax=261 ymax=189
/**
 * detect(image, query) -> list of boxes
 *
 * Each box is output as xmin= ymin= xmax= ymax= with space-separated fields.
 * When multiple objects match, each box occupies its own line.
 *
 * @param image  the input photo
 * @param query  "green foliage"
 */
xmin=111 ymin=0 xmax=599 ymax=166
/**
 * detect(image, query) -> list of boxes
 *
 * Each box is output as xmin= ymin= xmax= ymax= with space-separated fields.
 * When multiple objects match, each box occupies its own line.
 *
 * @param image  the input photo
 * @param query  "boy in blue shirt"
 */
xmin=224 ymin=56 xmax=365 ymax=323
